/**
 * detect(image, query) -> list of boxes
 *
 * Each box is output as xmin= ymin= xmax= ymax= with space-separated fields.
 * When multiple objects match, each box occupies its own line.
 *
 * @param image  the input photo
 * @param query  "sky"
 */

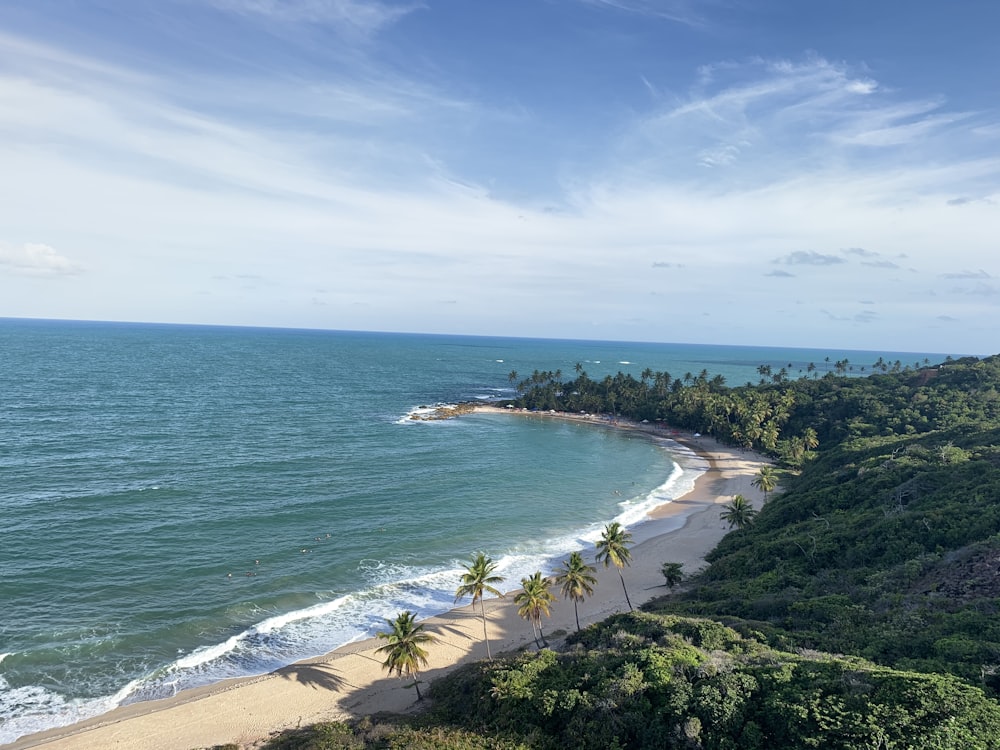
xmin=0 ymin=1 xmax=998 ymax=354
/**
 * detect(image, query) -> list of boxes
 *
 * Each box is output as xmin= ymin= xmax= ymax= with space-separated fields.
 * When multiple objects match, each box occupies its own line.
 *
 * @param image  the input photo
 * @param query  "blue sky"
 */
xmin=0 ymin=0 xmax=997 ymax=353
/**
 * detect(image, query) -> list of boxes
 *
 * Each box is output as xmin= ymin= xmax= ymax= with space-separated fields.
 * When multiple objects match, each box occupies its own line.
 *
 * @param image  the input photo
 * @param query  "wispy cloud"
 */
xmin=844 ymin=246 xmax=878 ymax=258
xmin=615 ymin=55 xmax=998 ymax=201
xmin=956 ymin=283 xmax=1000 ymax=297
xmin=942 ymin=269 xmax=992 ymax=279
xmin=821 ymin=307 xmax=879 ymax=324
xmin=776 ymin=251 xmax=846 ymax=266
xmin=577 ymin=0 xmax=709 ymax=26
xmin=0 ymin=11 xmax=997 ymax=352
xmin=836 ymin=103 xmax=970 ymax=148
xmin=205 ymin=0 xmax=415 ymax=35
xmin=0 ymin=243 xmax=84 ymax=277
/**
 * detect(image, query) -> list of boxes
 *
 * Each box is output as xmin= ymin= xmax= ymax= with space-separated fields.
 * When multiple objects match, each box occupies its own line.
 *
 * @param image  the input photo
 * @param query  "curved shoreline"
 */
xmin=9 ymin=409 xmax=771 ymax=750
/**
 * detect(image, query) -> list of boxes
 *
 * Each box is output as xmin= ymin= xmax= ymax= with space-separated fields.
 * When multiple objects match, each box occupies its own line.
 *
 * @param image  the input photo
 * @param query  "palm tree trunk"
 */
xmin=573 ymin=600 xmax=581 ymax=632
xmin=537 ymin=619 xmax=548 ymax=648
xmin=480 ymin=598 xmax=493 ymax=660
xmin=619 ymin=570 xmax=633 ymax=611
xmin=413 ymin=675 xmax=423 ymax=701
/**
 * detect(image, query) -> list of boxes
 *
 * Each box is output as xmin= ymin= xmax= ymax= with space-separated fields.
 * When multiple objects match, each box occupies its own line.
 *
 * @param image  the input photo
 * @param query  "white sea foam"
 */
xmin=2 ymin=434 xmax=703 ymax=745
xmin=394 ymin=403 xmax=453 ymax=424
xmin=0 ymin=674 xmax=139 ymax=746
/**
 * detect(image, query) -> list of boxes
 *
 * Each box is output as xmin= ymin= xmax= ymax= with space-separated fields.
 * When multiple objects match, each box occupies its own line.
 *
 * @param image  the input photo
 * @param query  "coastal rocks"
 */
xmin=409 ymin=402 xmax=482 ymax=420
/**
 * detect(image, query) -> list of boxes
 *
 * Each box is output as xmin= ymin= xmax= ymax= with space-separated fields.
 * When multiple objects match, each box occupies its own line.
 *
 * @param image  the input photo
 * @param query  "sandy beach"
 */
xmin=9 ymin=409 xmax=771 ymax=750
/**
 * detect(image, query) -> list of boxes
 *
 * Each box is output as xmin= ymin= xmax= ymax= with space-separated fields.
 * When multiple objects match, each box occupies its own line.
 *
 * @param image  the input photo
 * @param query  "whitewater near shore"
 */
xmin=11 ymin=409 xmax=770 ymax=750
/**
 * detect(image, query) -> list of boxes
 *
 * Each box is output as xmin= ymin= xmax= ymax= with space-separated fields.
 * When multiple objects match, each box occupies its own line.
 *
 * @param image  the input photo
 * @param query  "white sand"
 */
xmin=10 ymin=409 xmax=770 ymax=750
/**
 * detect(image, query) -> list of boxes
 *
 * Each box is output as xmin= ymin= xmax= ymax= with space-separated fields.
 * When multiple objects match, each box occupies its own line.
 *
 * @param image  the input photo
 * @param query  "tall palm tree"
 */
xmin=596 ymin=522 xmax=634 ymax=611
xmin=455 ymin=552 xmax=505 ymax=660
xmin=751 ymin=466 xmax=778 ymax=503
xmin=514 ymin=572 xmax=556 ymax=648
xmin=375 ymin=611 xmax=437 ymax=701
xmin=555 ymin=551 xmax=598 ymax=632
xmin=720 ymin=494 xmax=757 ymax=531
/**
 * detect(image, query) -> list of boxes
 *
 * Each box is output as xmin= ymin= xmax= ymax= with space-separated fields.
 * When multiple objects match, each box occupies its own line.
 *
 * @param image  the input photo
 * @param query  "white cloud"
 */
xmin=577 ymin=0 xmax=707 ymax=26
xmin=0 ymin=243 xmax=83 ymax=277
xmin=616 ymin=57 xmax=994 ymax=188
xmin=0 ymin=24 xmax=997 ymax=352
xmin=776 ymin=251 xmax=847 ymax=266
xmin=205 ymin=0 xmax=415 ymax=34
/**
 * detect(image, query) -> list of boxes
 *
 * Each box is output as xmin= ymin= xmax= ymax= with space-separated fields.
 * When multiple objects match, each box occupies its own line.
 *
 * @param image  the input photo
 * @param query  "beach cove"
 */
xmin=10 ymin=407 xmax=771 ymax=750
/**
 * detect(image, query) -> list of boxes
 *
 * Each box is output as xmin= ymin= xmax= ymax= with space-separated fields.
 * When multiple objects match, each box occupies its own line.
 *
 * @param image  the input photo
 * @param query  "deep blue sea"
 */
xmin=0 ymin=319 xmax=953 ymax=743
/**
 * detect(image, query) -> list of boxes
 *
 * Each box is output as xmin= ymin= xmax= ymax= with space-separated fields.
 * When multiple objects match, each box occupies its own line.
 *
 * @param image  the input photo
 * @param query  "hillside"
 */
xmin=250 ymin=354 xmax=1000 ymax=749
xmin=255 ymin=613 xmax=1000 ymax=749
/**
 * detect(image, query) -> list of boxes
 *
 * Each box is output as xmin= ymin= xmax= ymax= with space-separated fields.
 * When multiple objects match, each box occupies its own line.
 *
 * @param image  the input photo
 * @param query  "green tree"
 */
xmin=375 ymin=610 xmax=437 ymax=701
xmin=596 ymin=521 xmax=634 ymax=611
xmin=555 ymin=551 xmax=598 ymax=632
xmin=720 ymin=494 xmax=757 ymax=531
xmin=514 ymin=572 xmax=556 ymax=648
xmin=751 ymin=465 xmax=778 ymax=502
xmin=661 ymin=561 xmax=685 ymax=589
xmin=455 ymin=552 xmax=505 ymax=660
xmin=802 ymin=426 xmax=819 ymax=450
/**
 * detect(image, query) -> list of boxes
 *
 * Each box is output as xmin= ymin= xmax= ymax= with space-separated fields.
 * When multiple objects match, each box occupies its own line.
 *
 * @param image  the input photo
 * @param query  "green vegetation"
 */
xmin=256 ymin=614 xmax=1000 ymax=749
xmin=513 ymin=572 xmax=556 ymax=649
xmin=660 ymin=562 xmax=684 ymax=589
xmin=555 ymin=551 xmax=598 ymax=632
xmin=509 ymin=354 xmax=1000 ymax=691
xmin=750 ymin=466 xmax=777 ymax=502
xmin=375 ymin=611 xmax=437 ymax=701
xmin=253 ymin=353 xmax=1000 ymax=748
xmin=719 ymin=494 xmax=757 ymax=531
xmin=596 ymin=521 xmax=635 ymax=612
xmin=455 ymin=552 xmax=505 ymax=661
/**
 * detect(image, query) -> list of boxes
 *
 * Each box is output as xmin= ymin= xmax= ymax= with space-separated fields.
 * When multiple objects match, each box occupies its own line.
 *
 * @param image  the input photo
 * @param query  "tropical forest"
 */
xmin=244 ymin=353 xmax=1000 ymax=749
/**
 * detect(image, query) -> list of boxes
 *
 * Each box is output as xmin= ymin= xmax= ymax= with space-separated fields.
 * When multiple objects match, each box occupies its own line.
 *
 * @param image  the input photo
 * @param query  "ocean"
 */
xmin=0 ymin=319 xmax=951 ymax=744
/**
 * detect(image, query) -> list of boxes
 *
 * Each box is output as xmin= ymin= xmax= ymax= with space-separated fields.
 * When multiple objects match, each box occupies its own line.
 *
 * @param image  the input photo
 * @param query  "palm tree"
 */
xmin=661 ymin=562 xmax=684 ymax=589
xmin=514 ymin=572 xmax=556 ymax=648
xmin=720 ymin=494 xmax=757 ymax=531
xmin=555 ymin=551 xmax=598 ymax=632
xmin=751 ymin=466 xmax=778 ymax=503
xmin=596 ymin=521 xmax=634 ymax=611
xmin=455 ymin=552 xmax=505 ymax=660
xmin=802 ymin=427 xmax=819 ymax=451
xmin=375 ymin=611 xmax=437 ymax=701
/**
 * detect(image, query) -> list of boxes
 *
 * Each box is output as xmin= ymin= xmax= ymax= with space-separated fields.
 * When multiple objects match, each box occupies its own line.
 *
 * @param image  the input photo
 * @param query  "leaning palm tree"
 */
xmin=751 ymin=465 xmax=778 ymax=503
xmin=596 ymin=521 xmax=634 ymax=611
xmin=455 ymin=552 xmax=505 ymax=660
xmin=555 ymin=551 xmax=598 ymax=632
xmin=720 ymin=494 xmax=757 ymax=531
xmin=375 ymin=610 xmax=437 ymax=701
xmin=514 ymin=572 xmax=556 ymax=648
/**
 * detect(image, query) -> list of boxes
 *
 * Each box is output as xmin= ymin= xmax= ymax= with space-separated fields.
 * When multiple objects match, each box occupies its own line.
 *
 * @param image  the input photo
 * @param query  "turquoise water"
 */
xmin=0 ymin=320 xmax=951 ymax=743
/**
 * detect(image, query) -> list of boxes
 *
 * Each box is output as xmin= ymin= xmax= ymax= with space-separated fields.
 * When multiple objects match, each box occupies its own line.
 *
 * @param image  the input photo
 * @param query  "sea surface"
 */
xmin=0 ymin=319 xmax=952 ymax=743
